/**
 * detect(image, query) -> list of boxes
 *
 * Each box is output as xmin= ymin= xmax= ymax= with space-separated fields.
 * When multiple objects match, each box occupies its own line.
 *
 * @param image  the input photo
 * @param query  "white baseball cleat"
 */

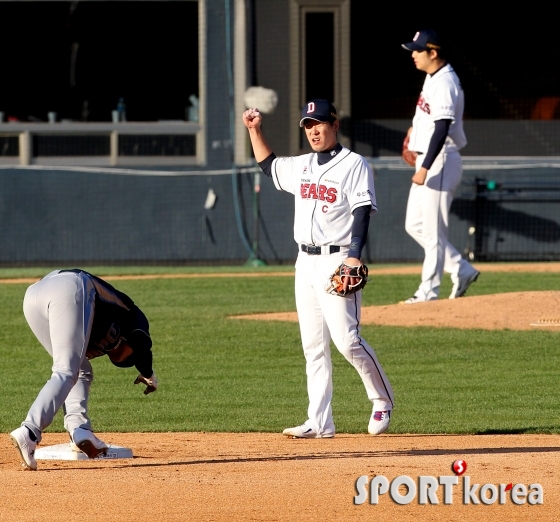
xmin=401 ymin=296 xmax=423 ymax=304
xmin=368 ymin=410 xmax=391 ymax=435
xmin=400 ymin=295 xmax=435 ymax=304
xmin=450 ymin=269 xmax=480 ymax=299
xmin=10 ymin=426 xmax=38 ymax=471
xmin=282 ymin=424 xmax=334 ymax=439
xmin=71 ymin=428 xmax=109 ymax=458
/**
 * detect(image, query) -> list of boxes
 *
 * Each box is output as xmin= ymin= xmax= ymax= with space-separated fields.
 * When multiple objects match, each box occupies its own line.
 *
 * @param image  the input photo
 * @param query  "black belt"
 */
xmin=301 ymin=244 xmax=340 ymax=255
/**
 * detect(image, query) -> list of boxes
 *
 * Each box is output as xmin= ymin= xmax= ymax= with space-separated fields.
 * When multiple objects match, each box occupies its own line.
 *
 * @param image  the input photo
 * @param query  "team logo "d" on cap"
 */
xmin=307 ymin=102 xmax=315 ymax=113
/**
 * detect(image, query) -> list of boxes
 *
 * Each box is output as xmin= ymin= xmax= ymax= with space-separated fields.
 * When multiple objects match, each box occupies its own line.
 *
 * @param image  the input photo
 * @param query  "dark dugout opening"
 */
xmin=0 ymin=1 xmax=198 ymax=123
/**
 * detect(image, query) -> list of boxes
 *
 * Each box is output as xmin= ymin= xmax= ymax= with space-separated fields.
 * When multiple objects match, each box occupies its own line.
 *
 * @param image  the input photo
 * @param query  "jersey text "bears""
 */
xmin=300 ymin=183 xmax=337 ymax=202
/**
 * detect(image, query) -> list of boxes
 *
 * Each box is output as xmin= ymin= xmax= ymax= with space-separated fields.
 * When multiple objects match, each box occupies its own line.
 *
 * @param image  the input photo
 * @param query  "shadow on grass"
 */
xmin=476 ymin=428 xmax=560 ymax=435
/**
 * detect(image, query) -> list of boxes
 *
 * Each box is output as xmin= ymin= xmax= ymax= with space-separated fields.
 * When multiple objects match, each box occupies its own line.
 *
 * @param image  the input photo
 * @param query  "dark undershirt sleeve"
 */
xmin=130 ymin=309 xmax=153 ymax=378
xmin=132 ymin=334 xmax=154 ymax=378
xmin=348 ymin=205 xmax=371 ymax=259
xmin=421 ymin=119 xmax=451 ymax=170
xmin=258 ymin=153 xmax=277 ymax=177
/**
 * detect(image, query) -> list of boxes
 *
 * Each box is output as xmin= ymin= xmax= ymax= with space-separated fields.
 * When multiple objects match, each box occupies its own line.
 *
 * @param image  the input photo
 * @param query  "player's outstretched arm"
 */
xmin=242 ymin=108 xmax=273 ymax=162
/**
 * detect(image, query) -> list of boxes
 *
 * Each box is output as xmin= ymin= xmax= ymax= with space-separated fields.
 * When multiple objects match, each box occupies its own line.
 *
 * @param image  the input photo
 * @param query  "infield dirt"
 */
xmin=1 ymin=432 xmax=558 ymax=521
xmin=236 ymin=290 xmax=560 ymax=331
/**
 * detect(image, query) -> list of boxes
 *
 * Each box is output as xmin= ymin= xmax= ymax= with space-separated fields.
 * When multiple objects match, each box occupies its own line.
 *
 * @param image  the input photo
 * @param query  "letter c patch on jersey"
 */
xmin=322 ymin=205 xmax=328 ymax=213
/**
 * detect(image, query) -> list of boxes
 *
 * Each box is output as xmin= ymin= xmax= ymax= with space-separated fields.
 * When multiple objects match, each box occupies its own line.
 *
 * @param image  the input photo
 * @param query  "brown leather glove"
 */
xmin=402 ymin=134 xmax=418 ymax=167
xmin=325 ymin=262 xmax=369 ymax=297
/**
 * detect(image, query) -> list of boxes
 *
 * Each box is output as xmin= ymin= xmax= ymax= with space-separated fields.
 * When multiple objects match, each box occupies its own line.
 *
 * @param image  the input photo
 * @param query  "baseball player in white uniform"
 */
xmin=10 ymin=269 xmax=158 ymax=470
xmin=242 ymin=99 xmax=394 ymax=438
xmin=401 ymin=30 xmax=479 ymax=303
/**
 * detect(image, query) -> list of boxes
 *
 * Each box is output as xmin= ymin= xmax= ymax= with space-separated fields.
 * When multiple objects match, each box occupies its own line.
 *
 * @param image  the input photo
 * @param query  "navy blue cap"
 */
xmin=402 ymin=30 xmax=441 ymax=52
xmin=299 ymin=99 xmax=337 ymax=127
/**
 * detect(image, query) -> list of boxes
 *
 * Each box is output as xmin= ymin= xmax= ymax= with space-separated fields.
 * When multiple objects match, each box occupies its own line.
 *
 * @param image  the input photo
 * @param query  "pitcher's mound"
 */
xmin=235 ymin=291 xmax=560 ymax=331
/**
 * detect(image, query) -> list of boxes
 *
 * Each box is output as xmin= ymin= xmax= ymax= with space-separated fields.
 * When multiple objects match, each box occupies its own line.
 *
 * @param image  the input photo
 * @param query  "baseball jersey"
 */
xmin=408 ymin=64 xmax=467 ymax=153
xmin=270 ymin=146 xmax=377 ymax=246
xmin=58 ymin=269 xmax=153 ymax=376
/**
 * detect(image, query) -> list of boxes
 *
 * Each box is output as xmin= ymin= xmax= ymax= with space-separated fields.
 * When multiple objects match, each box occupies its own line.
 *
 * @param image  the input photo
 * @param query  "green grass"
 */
xmin=1 ymin=268 xmax=559 ymax=435
xmin=0 ymin=265 xmax=295 ymax=279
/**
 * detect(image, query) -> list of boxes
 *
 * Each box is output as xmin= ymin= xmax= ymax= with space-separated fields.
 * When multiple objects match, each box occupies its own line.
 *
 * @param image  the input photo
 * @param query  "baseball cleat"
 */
xmin=401 ymin=296 xmax=422 ymax=304
xmin=400 ymin=295 xmax=433 ymax=304
xmin=10 ymin=427 xmax=38 ymax=471
xmin=282 ymin=424 xmax=334 ymax=439
xmin=71 ymin=428 xmax=109 ymax=458
xmin=368 ymin=410 xmax=391 ymax=435
xmin=450 ymin=269 xmax=480 ymax=299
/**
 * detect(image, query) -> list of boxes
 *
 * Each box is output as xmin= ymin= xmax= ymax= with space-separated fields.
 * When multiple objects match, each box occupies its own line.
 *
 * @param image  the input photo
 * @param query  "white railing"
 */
xmin=0 ymin=121 xmax=202 ymax=167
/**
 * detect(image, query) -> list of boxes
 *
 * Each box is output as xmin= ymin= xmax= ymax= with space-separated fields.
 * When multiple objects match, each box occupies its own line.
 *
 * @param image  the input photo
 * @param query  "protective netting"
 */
xmin=1 ymin=160 xmax=559 ymax=266
xmin=0 ymin=166 xmax=294 ymax=266
xmin=371 ymin=159 xmax=560 ymax=263
xmin=345 ymin=121 xmax=560 ymax=158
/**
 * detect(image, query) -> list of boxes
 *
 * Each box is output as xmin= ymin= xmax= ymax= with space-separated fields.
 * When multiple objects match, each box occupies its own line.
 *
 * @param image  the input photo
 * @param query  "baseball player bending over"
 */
xmin=401 ymin=30 xmax=479 ymax=304
xmin=243 ymin=100 xmax=394 ymax=438
xmin=10 ymin=269 xmax=158 ymax=470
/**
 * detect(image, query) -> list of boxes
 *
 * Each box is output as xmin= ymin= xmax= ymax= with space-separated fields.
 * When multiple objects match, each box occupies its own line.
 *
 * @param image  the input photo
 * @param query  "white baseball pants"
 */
xmin=405 ymin=150 xmax=473 ymax=301
xmin=294 ymin=250 xmax=394 ymax=435
xmin=21 ymin=270 xmax=95 ymax=443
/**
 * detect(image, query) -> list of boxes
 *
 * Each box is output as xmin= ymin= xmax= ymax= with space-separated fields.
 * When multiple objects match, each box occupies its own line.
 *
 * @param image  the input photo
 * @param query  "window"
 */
xmin=0 ymin=1 xmax=198 ymax=123
xmin=289 ymin=0 xmax=350 ymax=154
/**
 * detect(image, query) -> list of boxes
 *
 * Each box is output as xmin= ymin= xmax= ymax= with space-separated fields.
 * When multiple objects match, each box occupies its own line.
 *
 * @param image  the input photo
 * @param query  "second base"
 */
xmin=35 ymin=443 xmax=133 ymax=461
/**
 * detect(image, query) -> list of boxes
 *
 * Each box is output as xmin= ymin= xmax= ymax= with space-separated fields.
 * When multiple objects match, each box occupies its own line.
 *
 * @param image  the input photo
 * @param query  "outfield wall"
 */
xmin=1 ymin=161 xmax=559 ymax=265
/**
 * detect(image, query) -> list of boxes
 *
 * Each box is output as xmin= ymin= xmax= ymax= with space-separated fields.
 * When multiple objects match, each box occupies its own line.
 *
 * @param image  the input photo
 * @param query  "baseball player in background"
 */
xmin=10 ymin=269 xmax=158 ymax=470
xmin=401 ymin=30 xmax=479 ymax=303
xmin=242 ymin=100 xmax=394 ymax=438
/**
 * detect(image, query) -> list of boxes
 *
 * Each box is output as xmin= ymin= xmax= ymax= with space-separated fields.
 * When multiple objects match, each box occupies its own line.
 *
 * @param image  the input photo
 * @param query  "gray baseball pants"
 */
xmin=21 ymin=270 xmax=96 ymax=443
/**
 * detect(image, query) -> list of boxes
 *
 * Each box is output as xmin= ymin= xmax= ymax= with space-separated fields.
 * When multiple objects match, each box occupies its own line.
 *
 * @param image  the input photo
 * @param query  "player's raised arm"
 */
xmin=242 ymin=108 xmax=273 ymax=163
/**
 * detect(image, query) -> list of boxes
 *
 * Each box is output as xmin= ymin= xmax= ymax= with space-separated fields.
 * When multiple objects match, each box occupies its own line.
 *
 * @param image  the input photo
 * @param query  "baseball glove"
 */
xmin=325 ymin=262 xmax=369 ymax=297
xmin=402 ymin=134 xmax=418 ymax=167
